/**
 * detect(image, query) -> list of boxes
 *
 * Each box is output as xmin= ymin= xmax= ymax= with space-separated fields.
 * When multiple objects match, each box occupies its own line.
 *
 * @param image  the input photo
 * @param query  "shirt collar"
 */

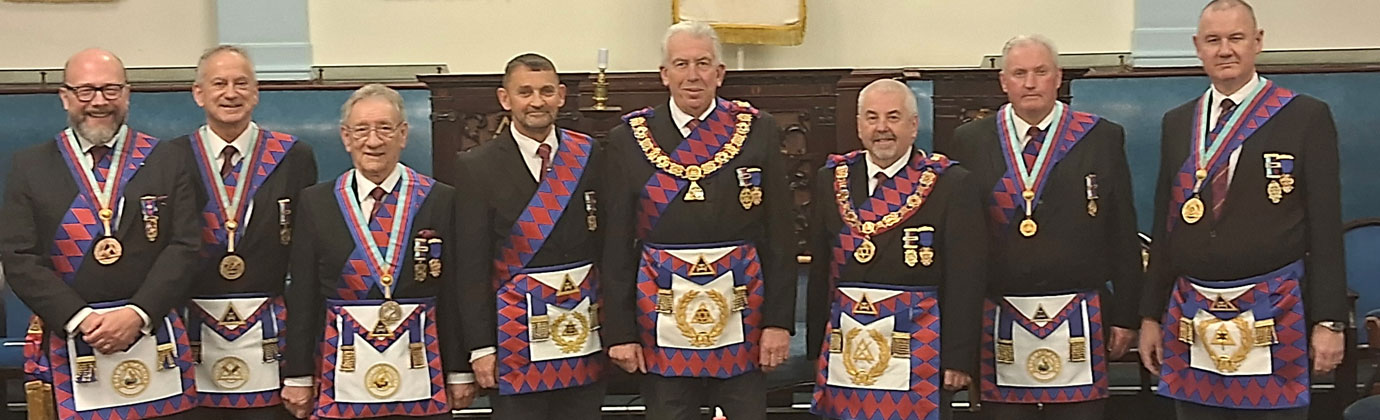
xmin=353 ymin=163 xmax=404 ymax=200
xmin=865 ymin=146 xmax=914 ymax=181
xmin=1010 ymin=105 xmax=1058 ymax=144
xmin=73 ymin=124 xmax=129 ymax=154
xmin=509 ymin=122 xmax=559 ymax=158
xmin=199 ymin=122 xmax=259 ymax=157
xmin=1210 ymin=72 xmax=1261 ymax=110
xmin=669 ymin=97 xmax=716 ymax=131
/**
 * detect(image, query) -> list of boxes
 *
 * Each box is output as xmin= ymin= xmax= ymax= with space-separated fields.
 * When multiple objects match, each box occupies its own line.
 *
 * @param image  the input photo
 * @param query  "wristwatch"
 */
xmin=1316 ymin=320 xmax=1348 ymax=332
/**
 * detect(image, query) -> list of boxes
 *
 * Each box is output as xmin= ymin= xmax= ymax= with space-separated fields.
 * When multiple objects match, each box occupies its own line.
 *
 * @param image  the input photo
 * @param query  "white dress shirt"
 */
xmin=865 ymin=146 xmax=914 ymax=195
xmin=1207 ymin=73 xmax=1261 ymax=184
xmin=1010 ymin=107 xmax=1058 ymax=149
xmin=510 ymin=122 xmax=559 ymax=181
xmin=669 ymin=97 xmax=716 ymax=138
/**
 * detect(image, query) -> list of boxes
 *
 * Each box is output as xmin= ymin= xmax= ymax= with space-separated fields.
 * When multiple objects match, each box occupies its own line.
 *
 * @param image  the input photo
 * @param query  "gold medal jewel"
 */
xmin=379 ymin=300 xmax=404 ymax=325
xmin=1087 ymin=199 xmax=1098 ymax=217
xmin=111 ymin=360 xmax=151 ymax=397
xmin=854 ymin=238 xmax=876 ymax=264
xmin=365 ymin=363 xmax=401 ymax=399
xmin=93 ymin=236 xmax=123 ymax=266
xmin=220 ymin=254 xmax=246 ymax=280
xmin=213 ymin=356 xmax=249 ymax=390
xmin=1267 ymin=180 xmax=1283 ymax=204
xmin=1026 ymin=348 xmax=1062 ymax=382
xmin=1019 ymin=189 xmax=1038 ymax=238
xmin=1182 ymin=196 xmax=1205 ymax=224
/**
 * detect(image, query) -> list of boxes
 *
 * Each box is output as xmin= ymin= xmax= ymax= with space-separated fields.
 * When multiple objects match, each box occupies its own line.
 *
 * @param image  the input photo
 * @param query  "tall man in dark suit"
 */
xmin=601 ymin=21 xmax=795 ymax=420
xmin=1 ymin=48 xmax=202 ymax=420
xmin=949 ymin=35 xmax=1140 ymax=420
xmin=1138 ymin=1 xmax=1346 ymax=419
xmin=455 ymin=53 xmax=606 ymax=420
xmin=172 ymin=45 xmax=317 ymax=419
xmin=807 ymin=78 xmax=987 ymax=420
xmin=280 ymin=84 xmax=476 ymax=419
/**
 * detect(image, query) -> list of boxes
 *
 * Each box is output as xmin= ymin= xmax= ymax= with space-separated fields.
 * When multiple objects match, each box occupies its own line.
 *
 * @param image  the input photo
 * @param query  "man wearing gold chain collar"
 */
xmin=1138 ymin=2 xmax=1346 ymax=419
xmin=948 ymin=35 xmax=1140 ymax=420
xmin=806 ymin=79 xmax=988 ymax=420
xmin=601 ymin=21 xmax=795 ymax=420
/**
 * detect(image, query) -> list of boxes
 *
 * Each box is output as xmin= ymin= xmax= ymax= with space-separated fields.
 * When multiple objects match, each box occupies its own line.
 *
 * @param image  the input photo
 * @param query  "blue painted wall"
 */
xmin=907 ymin=80 xmax=936 ymax=152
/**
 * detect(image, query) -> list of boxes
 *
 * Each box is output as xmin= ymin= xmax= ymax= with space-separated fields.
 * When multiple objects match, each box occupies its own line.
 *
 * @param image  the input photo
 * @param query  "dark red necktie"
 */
xmin=1209 ymin=99 xmax=1239 ymax=219
xmin=536 ymin=143 xmax=553 ymax=176
xmin=89 ymin=145 xmax=112 ymax=181
xmin=1022 ymin=126 xmax=1045 ymax=168
xmin=368 ymin=187 xmax=387 ymax=223
xmin=219 ymin=145 xmax=238 ymax=179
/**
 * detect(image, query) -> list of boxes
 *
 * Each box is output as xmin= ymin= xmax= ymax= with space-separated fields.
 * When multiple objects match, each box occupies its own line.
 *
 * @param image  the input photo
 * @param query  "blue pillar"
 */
xmin=1132 ymin=0 xmax=1202 ymax=67
xmin=215 ymin=0 xmax=312 ymax=81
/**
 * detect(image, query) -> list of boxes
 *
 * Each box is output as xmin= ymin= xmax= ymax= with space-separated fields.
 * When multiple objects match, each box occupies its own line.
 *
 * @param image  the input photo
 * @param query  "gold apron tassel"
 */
xmin=74 ymin=356 xmax=97 ymax=383
xmin=409 ymin=342 xmax=426 ymax=369
xmin=24 ymin=380 xmax=56 ymax=420
xmin=829 ymin=329 xmax=843 ymax=353
xmin=1069 ymin=337 xmax=1088 ymax=362
xmin=27 ymin=317 xmax=43 ymax=335
xmin=530 ymin=315 xmax=551 ymax=341
xmin=157 ymin=342 xmax=177 ymax=371
xmin=190 ymin=341 xmax=202 ymax=364
xmin=656 ymin=289 xmax=674 ymax=314
xmin=1178 ymin=317 xmax=1195 ymax=345
xmin=891 ymin=332 xmax=910 ymax=358
xmin=1254 ymin=319 xmax=1278 ymax=346
xmin=339 ymin=345 xmax=356 ymax=372
xmin=733 ymin=285 xmax=748 ymax=312
xmin=262 ymin=338 xmax=280 ymax=363
xmin=996 ymin=339 xmax=1015 ymax=364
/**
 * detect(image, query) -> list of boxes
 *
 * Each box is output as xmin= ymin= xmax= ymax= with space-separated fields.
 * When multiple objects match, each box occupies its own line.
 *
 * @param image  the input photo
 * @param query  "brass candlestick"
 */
xmin=588 ymin=68 xmax=620 ymax=112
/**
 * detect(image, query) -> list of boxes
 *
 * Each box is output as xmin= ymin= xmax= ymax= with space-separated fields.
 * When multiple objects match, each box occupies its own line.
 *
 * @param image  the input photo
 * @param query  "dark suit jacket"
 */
xmin=1141 ymin=93 xmax=1346 ymax=323
xmin=0 ymin=134 xmax=201 ymax=337
xmin=804 ymin=151 xmax=988 ymax=372
xmin=283 ymin=172 xmax=468 ymax=377
xmin=601 ymin=102 xmax=797 ymax=346
xmin=950 ymin=115 xmax=1142 ymax=329
xmin=173 ymin=133 xmax=317 ymax=297
xmin=454 ymin=128 xmax=606 ymax=352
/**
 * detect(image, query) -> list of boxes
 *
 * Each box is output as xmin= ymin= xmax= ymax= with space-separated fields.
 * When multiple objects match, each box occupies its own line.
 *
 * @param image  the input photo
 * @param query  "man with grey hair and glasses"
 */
xmin=168 ymin=45 xmax=318 ymax=419
xmin=600 ymin=21 xmax=794 ymax=420
xmin=949 ymin=34 xmax=1139 ymax=420
xmin=281 ymin=84 xmax=476 ymax=419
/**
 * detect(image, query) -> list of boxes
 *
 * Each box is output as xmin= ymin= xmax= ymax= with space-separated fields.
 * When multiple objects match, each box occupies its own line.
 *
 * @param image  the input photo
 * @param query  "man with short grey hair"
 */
xmin=950 ymin=34 xmax=1140 ymax=420
xmin=1139 ymin=1 xmax=1345 ymax=419
xmin=807 ymin=78 xmax=988 ymax=420
xmin=170 ymin=45 xmax=318 ymax=419
xmin=601 ymin=21 xmax=794 ymax=420
xmin=281 ymin=84 xmax=476 ymax=419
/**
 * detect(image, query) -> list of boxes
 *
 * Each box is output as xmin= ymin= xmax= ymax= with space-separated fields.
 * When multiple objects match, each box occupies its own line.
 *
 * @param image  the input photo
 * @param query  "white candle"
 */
xmin=597 ymin=48 xmax=609 ymax=70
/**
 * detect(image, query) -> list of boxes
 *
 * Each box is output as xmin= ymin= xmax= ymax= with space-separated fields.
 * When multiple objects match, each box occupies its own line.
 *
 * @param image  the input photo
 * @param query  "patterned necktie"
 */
xmin=368 ymin=187 xmax=387 ymax=223
xmin=1022 ymin=126 xmax=1045 ymax=168
xmin=535 ymin=143 xmax=553 ymax=178
xmin=871 ymin=172 xmax=888 ymax=195
xmin=685 ymin=118 xmax=701 ymax=133
xmin=219 ymin=145 xmax=238 ymax=180
xmin=89 ymin=145 xmax=112 ymax=182
xmin=1209 ymin=99 xmax=1239 ymax=219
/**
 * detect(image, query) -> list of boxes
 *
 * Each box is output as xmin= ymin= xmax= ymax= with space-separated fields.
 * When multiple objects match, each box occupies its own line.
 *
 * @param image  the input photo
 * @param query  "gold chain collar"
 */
xmin=628 ymin=102 xmax=754 ymax=183
xmin=833 ymin=157 xmax=941 ymax=238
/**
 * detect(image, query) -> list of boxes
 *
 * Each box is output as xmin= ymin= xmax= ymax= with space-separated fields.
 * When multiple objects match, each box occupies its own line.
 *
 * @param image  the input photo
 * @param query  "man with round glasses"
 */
xmin=2 ymin=48 xmax=203 ymax=420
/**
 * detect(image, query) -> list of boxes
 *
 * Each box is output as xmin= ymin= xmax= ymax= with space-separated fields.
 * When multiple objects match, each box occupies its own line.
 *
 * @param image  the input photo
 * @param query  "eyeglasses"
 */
xmin=346 ymin=123 xmax=404 ymax=140
xmin=61 ymin=84 xmax=127 ymax=102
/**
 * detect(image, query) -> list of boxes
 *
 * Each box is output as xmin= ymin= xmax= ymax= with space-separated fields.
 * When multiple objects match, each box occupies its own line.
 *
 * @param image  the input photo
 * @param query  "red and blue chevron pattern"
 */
xmin=989 ymin=109 xmax=1100 ymax=229
xmin=333 ymin=167 xmax=434 ymax=300
xmin=812 ymin=284 xmax=941 ymax=420
xmin=1158 ymin=260 xmax=1309 ymax=409
xmin=824 ymin=150 xmax=953 ymax=281
xmin=192 ymin=130 xmax=297 ymax=256
xmin=624 ymin=99 xmax=758 ymax=239
xmin=979 ymin=292 xmax=1108 ymax=403
xmin=193 ymin=295 xmax=286 ymax=408
xmin=491 ymin=129 xmax=594 ymax=285
xmin=1166 ymin=82 xmax=1295 ymax=232
xmin=635 ymin=242 xmax=763 ymax=378
xmin=49 ymin=129 xmax=157 ymax=284
xmin=496 ymin=263 xmax=602 ymax=395
xmin=44 ymin=309 xmax=197 ymax=420
xmin=315 ymin=299 xmax=448 ymax=419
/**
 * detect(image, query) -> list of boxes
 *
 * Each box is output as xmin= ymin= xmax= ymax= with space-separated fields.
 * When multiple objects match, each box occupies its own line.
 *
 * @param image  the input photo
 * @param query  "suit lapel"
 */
xmin=493 ymin=131 xmax=540 ymax=215
xmin=649 ymin=105 xmax=686 ymax=153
